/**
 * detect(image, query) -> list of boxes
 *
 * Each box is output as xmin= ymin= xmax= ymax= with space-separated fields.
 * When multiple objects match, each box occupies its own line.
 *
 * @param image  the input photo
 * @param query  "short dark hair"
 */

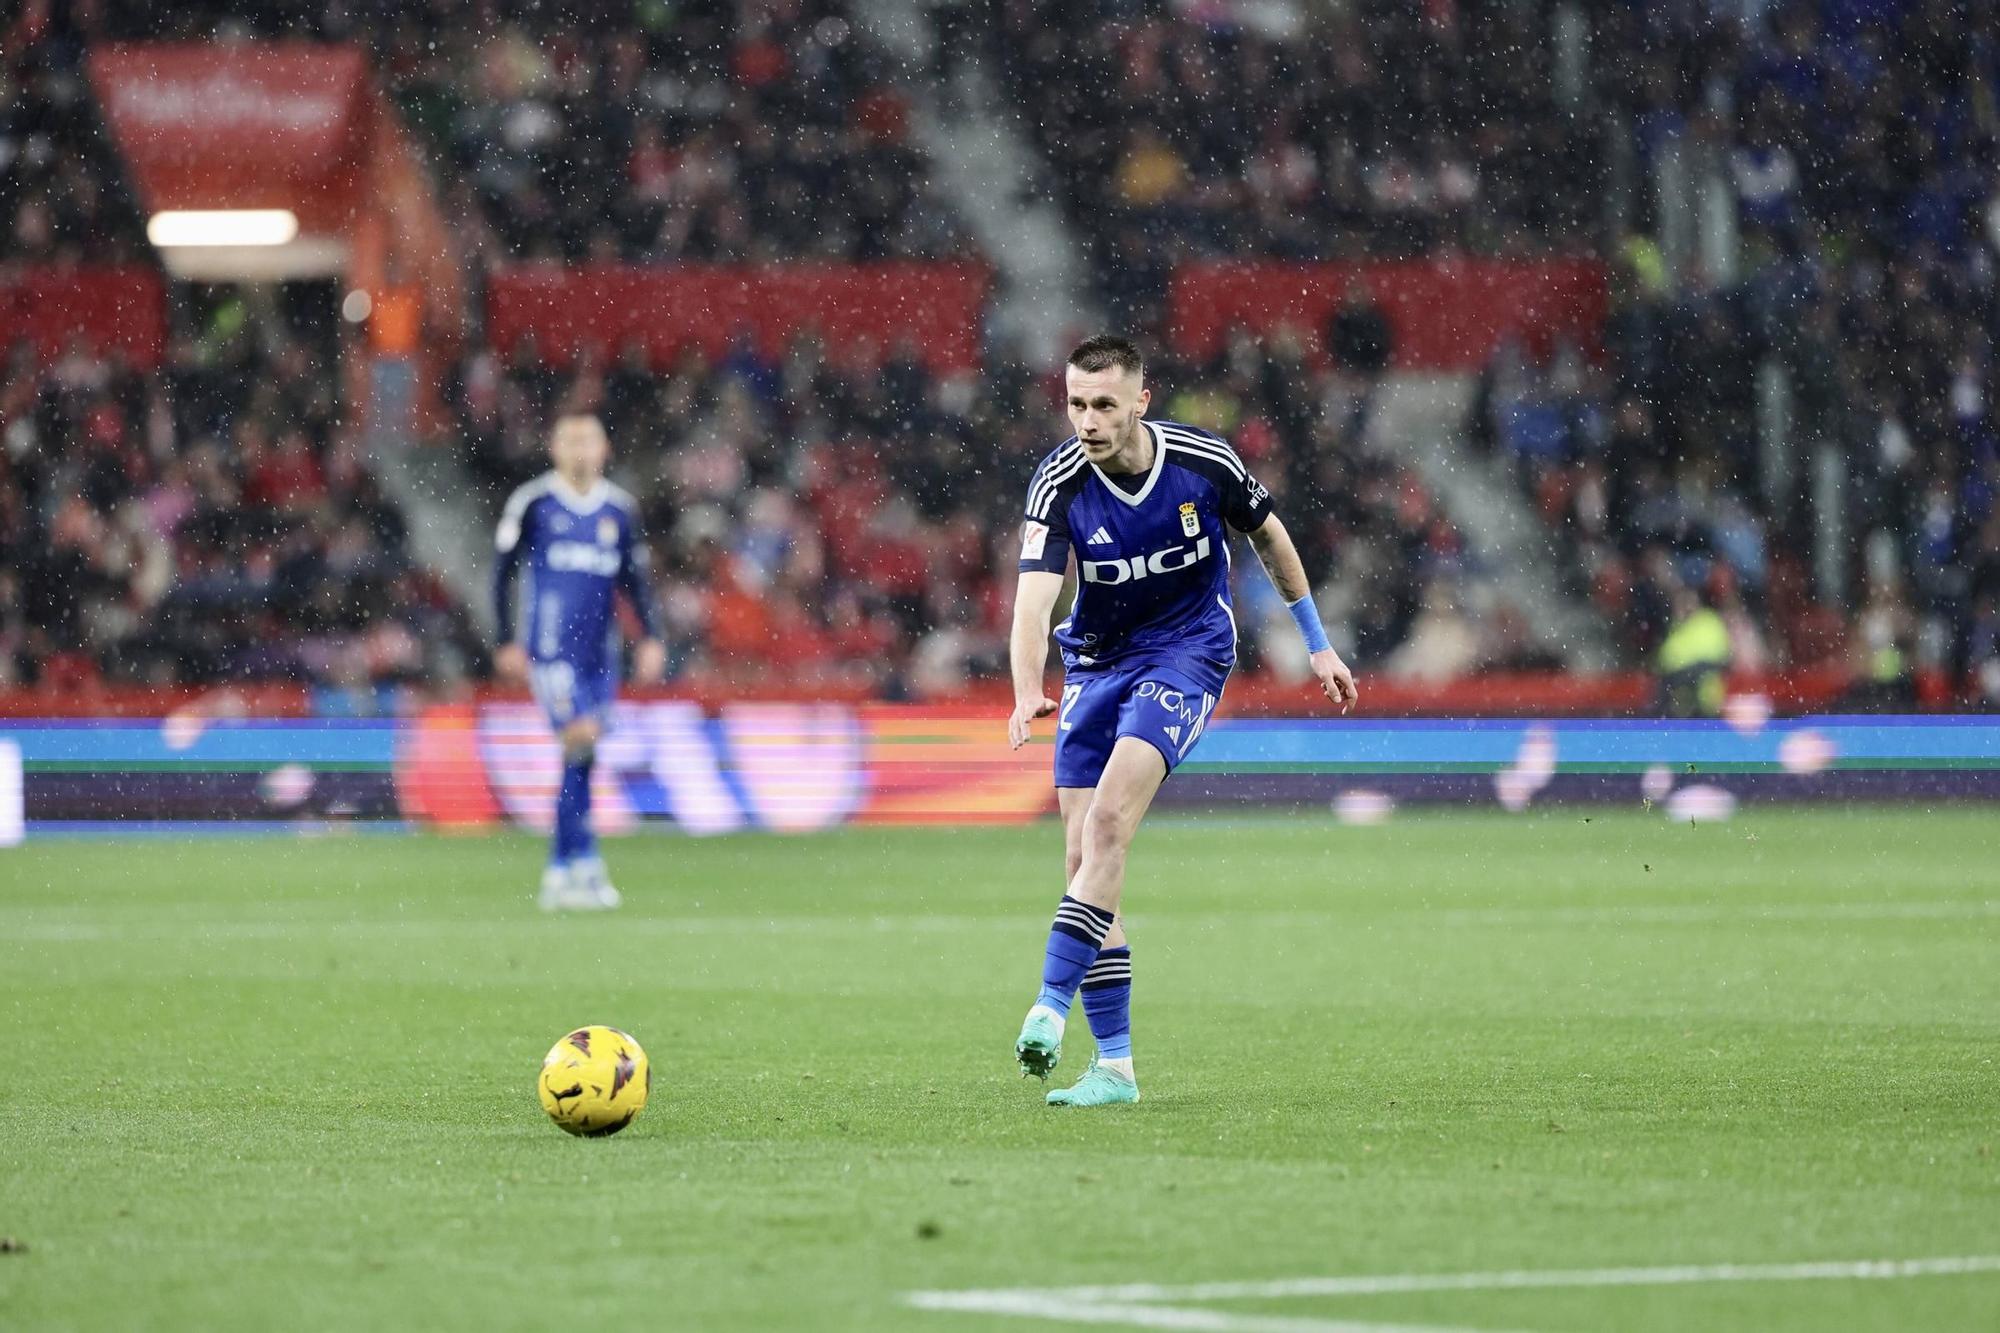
xmin=1067 ymin=334 xmax=1144 ymax=378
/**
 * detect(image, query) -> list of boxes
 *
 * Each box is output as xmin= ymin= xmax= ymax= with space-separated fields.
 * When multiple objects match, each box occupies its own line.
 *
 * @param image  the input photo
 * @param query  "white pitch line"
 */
xmin=906 ymin=1256 xmax=2000 ymax=1331
xmin=1005 ymin=1254 xmax=2000 ymax=1303
xmin=905 ymin=1291 xmax=1498 ymax=1333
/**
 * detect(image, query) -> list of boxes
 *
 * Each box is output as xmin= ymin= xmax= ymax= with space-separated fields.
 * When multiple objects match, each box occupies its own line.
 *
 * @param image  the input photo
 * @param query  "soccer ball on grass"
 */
xmin=538 ymin=1026 xmax=650 ymax=1136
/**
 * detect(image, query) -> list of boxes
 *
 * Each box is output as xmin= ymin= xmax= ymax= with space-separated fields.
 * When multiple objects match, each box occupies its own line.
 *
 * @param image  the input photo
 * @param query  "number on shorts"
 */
xmin=1058 ymin=683 xmax=1085 ymax=731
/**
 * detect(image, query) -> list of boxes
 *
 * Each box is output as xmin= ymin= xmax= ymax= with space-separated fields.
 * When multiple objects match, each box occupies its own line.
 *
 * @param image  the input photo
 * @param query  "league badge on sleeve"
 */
xmin=1022 ymin=521 xmax=1050 ymax=560
xmin=1179 ymin=502 xmax=1201 ymax=537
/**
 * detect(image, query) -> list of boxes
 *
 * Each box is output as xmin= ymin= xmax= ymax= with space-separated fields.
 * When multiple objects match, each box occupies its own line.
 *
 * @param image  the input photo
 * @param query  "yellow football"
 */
xmin=538 ymin=1026 xmax=650 ymax=1137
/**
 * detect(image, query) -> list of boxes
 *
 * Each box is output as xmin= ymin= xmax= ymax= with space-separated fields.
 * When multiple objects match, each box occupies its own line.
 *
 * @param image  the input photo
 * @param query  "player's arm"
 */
xmin=1244 ymin=514 xmax=1358 ymax=712
xmin=616 ymin=521 xmax=666 ymax=685
xmin=492 ymin=497 xmax=530 ymax=684
xmin=1009 ymin=472 xmax=1076 ymax=748
xmin=1008 ymin=569 xmax=1066 ymax=749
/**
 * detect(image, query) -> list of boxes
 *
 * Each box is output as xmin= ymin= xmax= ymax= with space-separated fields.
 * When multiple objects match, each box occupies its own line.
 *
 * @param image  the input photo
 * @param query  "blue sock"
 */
xmin=554 ymin=761 xmax=591 ymax=866
xmin=571 ymin=760 xmax=598 ymax=864
xmin=1034 ymin=895 xmax=1115 ymax=1017
xmin=1080 ymin=947 xmax=1132 ymax=1059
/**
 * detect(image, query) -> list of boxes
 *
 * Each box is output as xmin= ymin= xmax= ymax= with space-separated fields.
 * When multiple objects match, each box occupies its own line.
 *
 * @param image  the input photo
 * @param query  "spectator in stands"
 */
xmin=1325 ymin=277 xmax=1395 ymax=437
xmin=1847 ymin=567 xmax=1919 ymax=709
xmin=1658 ymin=582 xmax=1732 ymax=718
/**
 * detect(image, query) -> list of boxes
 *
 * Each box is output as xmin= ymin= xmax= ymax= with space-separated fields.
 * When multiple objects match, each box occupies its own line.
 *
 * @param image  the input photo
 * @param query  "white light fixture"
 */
xmin=147 ymin=209 xmax=300 ymax=248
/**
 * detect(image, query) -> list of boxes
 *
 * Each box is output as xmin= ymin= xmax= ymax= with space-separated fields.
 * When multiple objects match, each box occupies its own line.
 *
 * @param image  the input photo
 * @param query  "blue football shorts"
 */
xmin=529 ymin=658 xmax=618 ymax=729
xmin=1052 ymin=659 xmax=1226 ymax=789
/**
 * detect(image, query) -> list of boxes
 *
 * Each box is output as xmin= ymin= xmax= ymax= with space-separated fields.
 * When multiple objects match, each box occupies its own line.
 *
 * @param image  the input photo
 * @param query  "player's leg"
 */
xmin=556 ymin=713 xmax=619 ymax=906
xmin=1064 ymin=736 xmax=1167 ymax=917
xmin=1062 ymin=792 xmax=1133 ymax=1045
xmin=1042 ymin=666 xmax=1218 ymax=1102
xmin=1015 ymin=677 xmax=1118 ymax=1079
xmin=1043 ymin=740 xmax=1161 ymax=1105
xmin=535 ymin=660 xmax=619 ymax=911
xmin=1045 ymin=787 xmax=1137 ymax=1105
xmin=1017 ymin=750 xmax=1163 ymax=1081
xmin=530 ymin=662 xmax=582 ymax=907
xmin=559 ymin=664 xmax=624 ymax=908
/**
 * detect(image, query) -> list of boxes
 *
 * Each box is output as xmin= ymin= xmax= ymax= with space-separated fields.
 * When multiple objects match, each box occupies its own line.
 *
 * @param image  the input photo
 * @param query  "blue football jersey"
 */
xmin=1019 ymin=419 xmax=1273 ymax=680
xmin=493 ymin=472 xmax=659 ymax=673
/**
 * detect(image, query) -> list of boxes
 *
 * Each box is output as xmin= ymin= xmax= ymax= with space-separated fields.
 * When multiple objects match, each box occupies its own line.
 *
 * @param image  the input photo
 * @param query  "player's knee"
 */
xmin=561 ymin=721 xmax=599 ymax=765
xmin=1081 ymin=803 xmax=1136 ymax=860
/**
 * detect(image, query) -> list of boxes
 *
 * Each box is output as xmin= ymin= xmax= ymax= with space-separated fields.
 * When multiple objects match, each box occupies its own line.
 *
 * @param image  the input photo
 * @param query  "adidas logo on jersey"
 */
xmin=1085 ymin=526 xmax=1114 ymax=546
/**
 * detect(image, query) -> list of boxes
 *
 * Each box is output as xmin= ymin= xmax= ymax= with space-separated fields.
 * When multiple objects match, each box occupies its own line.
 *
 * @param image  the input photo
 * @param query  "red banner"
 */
xmin=0 ymin=267 xmax=166 ymax=368
xmin=484 ymin=262 xmax=993 ymax=372
xmin=86 ymin=43 xmax=372 ymax=233
xmin=1170 ymin=258 xmax=1608 ymax=370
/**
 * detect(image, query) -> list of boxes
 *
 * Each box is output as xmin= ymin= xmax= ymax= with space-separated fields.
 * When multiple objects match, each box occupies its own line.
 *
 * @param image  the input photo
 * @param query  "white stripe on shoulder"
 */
xmin=1030 ymin=447 xmax=1084 ymax=496
xmin=1160 ymin=433 xmax=1247 ymax=480
xmin=1029 ymin=459 xmax=1086 ymax=519
xmin=495 ymin=475 xmax=554 ymax=552
xmin=1034 ymin=440 xmax=1083 ymax=471
xmin=1028 ymin=473 xmax=1084 ymax=521
xmin=1158 ymin=424 xmax=1239 ymax=450
xmin=502 ymin=474 xmax=555 ymax=515
xmin=1028 ymin=446 xmax=1086 ymax=518
xmin=1028 ymin=441 xmax=1083 ymax=495
xmin=1157 ymin=424 xmax=1246 ymax=469
xmin=1156 ymin=422 xmax=1231 ymax=446
xmin=602 ymin=481 xmax=639 ymax=511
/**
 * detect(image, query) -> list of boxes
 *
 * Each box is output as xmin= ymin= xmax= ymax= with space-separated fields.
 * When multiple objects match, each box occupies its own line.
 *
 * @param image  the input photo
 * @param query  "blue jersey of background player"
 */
xmin=493 ymin=412 xmax=665 ymax=912
xmin=1005 ymin=334 xmax=1358 ymax=1105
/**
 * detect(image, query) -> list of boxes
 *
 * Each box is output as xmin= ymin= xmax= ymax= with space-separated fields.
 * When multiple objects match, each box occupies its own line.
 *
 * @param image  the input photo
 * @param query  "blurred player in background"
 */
xmin=493 ymin=413 xmax=666 ymax=910
xmin=1007 ymin=335 xmax=1358 ymax=1105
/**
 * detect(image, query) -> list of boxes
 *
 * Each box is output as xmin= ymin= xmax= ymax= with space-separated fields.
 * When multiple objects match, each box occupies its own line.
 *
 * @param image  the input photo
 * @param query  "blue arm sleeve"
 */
xmin=1287 ymin=593 xmax=1332 ymax=654
xmin=618 ymin=529 xmax=662 ymax=640
xmin=493 ymin=541 xmax=521 ymax=644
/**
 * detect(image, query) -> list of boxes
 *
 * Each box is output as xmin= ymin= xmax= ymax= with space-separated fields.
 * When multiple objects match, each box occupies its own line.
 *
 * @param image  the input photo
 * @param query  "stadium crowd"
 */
xmin=6 ymin=0 xmax=2000 ymax=704
xmin=1 ymin=11 xmax=145 ymax=265
xmin=0 ymin=291 xmax=486 ymax=697
xmin=984 ymin=0 xmax=1599 ymax=325
xmin=448 ymin=329 xmax=1507 ymax=694
xmin=1471 ymin=0 xmax=2000 ymax=702
xmin=378 ymin=0 xmax=970 ymax=263
xmin=6 ymin=0 xmax=969 ymax=266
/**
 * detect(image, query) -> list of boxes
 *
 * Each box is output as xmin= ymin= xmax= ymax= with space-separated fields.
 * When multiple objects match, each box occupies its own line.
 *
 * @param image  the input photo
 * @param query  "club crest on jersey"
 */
xmin=597 ymin=516 xmax=618 ymax=546
xmin=1178 ymin=502 xmax=1200 ymax=537
xmin=1080 ymin=536 xmax=1212 ymax=584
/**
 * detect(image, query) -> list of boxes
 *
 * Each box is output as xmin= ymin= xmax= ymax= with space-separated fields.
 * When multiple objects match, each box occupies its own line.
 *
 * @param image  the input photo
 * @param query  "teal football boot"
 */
xmin=1046 ymin=1058 xmax=1139 ymax=1107
xmin=1014 ymin=1005 xmax=1064 ymax=1081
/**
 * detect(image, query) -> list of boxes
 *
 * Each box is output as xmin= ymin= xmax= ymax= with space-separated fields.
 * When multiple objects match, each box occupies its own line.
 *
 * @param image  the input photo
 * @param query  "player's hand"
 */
xmin=1008 ymin=695 xmax=1058 ymax=750
xmin=1310 ymin=648 xmax=1358 ymax=713
xmin=632 ymin=638 xmax=666 ymax=686
xmin=494 ymin=643 xmax=529 ymax=685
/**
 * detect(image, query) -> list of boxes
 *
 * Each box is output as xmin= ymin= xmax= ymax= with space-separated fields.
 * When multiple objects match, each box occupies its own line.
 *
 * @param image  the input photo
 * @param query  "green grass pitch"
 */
xmin=2 ymin=808 xmax=1997 ymax=1331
